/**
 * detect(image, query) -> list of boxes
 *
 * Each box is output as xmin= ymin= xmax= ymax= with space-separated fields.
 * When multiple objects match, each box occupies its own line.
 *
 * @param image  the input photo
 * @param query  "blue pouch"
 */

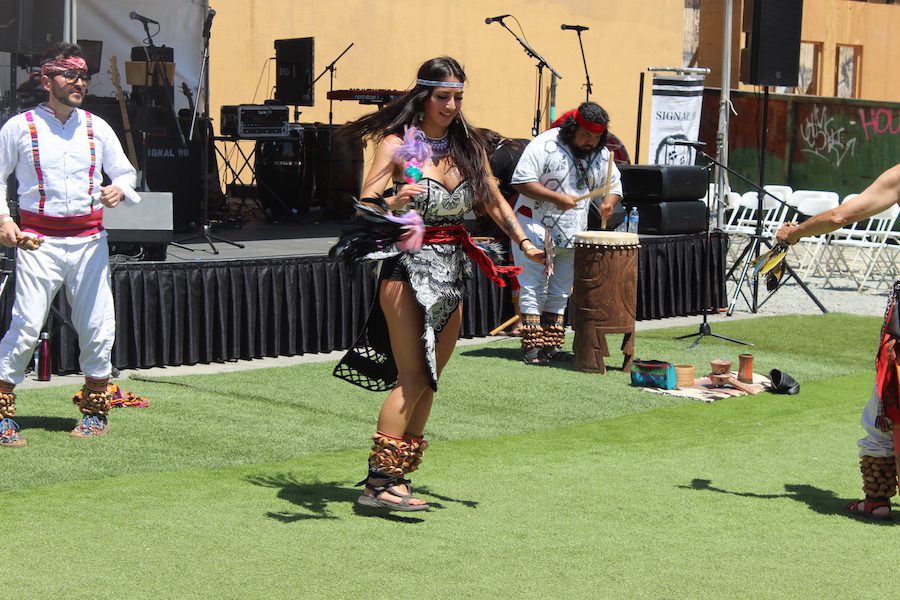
xmin=630 ymin=360 xmax=677 ymax=390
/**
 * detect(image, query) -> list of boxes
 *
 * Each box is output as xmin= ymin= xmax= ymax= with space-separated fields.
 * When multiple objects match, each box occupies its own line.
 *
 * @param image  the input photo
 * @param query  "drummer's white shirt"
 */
xmin=511 ymin=127 xmax=622 ymax=248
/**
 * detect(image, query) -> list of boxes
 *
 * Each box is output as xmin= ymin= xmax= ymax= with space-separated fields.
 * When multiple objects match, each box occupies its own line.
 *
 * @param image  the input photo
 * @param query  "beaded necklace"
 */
xmin=424 ymin=132 xmax=450 ymax=165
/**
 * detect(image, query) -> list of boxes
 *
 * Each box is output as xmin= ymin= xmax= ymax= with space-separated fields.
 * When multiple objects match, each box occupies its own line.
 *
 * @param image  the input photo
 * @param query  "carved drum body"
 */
xmin=572 ymin=231 xmax=640 ymax=373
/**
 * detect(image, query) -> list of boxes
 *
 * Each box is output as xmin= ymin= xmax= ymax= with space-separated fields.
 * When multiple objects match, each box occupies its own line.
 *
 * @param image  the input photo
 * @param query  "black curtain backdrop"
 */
xmin=0 ymin=232 xmax=727 ymax=374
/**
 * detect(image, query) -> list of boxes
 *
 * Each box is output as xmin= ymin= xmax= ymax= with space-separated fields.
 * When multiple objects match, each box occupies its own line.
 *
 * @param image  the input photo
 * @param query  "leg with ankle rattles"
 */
xmin=356 ymin=433 xmax=429 ymax=512
xmin=849 ymin=455 xmax=897 ymax=520
xmin=541 ymin=312 xmax=566 ymax=360
xmin=0 ymin=381 xmax=25 ymax=447
xmin=521 ymin=313 xmax=546 ymax=365
xmin=402 ymin=432 xmax=429 ymax=474
xmin=71 ymin=377 xmax=112 ymax=438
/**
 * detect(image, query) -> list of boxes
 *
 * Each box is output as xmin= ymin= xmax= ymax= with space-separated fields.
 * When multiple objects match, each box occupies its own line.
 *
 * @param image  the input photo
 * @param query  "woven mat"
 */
xmin=641 ymin=371 xmax=771 ymax=403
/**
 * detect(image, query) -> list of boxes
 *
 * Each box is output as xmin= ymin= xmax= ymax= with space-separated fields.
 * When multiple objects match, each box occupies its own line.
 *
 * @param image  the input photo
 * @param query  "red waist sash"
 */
xmin=19 ymin=209 xmax=105 ymax=238
xmin=422 ymin=224 xmax=521 ymax=287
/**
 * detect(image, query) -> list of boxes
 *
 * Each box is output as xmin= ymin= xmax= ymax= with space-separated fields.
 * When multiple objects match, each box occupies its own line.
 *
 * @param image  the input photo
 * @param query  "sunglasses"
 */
xmin=51 ymin=70 xmax=92 ymax=84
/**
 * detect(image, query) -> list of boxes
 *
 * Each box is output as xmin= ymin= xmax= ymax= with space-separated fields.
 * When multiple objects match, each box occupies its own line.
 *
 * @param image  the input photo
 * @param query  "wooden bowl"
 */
xmin=710 ymin=359 xmax=732 ymax=375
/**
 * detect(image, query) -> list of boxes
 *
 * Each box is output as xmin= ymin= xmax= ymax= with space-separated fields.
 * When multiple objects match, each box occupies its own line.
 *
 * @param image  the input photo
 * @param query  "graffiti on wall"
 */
xmin=800 ymin=105 xmax=857 ymax=167
xmin=857 ymin=107 xmax=900 ymax=142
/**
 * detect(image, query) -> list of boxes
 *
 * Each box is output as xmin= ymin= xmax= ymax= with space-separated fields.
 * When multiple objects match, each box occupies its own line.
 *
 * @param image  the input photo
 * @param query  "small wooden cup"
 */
xmin=710 ymin=359 xmax=732 ymax=375
xmin=675 ymin=364 xmax=695 ymax=388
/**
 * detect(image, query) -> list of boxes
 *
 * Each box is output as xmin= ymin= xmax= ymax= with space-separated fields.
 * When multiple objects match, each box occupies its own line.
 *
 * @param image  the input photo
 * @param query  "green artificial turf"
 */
xmin=1 ymin=313 xmax=893 ymax=599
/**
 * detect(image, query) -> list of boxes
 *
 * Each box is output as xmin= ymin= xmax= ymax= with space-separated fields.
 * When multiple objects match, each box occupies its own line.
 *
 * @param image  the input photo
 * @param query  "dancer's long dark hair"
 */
xmin=341 ymin=56 xmax=491 ymax=204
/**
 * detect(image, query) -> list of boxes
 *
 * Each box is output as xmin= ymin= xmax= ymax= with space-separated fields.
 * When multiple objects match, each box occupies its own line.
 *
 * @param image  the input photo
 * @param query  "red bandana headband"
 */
xmin=573 ymin=109 xmax=606 ymax=134
xmin=41 ymin=57 xmax=88 ymax=76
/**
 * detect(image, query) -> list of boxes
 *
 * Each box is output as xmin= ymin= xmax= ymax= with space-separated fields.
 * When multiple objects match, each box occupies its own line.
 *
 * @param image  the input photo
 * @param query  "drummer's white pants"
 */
xmin=511 ymin=244 xmax=574 ymax=316
xmin=0 ymin=236 xmax=114 ymax=385
xmin=857 ymin=384 xmax=895 ymax=457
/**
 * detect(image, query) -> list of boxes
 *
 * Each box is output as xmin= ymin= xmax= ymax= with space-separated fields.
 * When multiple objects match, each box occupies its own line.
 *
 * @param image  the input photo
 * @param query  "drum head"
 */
xmin=574 ymin=231 xmax=640 ymax=246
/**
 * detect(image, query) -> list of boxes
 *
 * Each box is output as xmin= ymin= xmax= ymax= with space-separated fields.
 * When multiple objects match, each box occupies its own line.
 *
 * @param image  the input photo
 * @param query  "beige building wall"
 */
xmin=697 ymin=0 xmax=900 ymax=101
xmin=209 ymin=0 xmax=686 ymax=159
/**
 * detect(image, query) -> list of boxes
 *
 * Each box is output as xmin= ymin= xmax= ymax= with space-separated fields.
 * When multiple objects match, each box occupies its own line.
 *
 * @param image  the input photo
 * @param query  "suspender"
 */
xmin=24 ymin=109 xmax=97 ymax=214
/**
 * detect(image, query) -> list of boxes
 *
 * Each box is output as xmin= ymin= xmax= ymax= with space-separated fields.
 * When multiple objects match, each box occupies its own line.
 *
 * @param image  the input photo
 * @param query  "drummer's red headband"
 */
xmin=41 ymin=57 xmax=88 ymax=76
xmin=573 ymin=109 xmax=606 ymax=134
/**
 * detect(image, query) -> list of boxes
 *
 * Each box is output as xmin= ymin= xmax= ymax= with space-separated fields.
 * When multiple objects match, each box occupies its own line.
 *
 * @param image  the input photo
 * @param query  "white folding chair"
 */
xmin=823 ymin=204 xmax=899 ymax=291
xmin=788 ymin=192 xmax=840 ymax=276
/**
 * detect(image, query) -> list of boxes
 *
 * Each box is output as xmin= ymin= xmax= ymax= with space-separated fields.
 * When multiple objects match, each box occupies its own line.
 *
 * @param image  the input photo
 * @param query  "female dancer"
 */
xmin=334 ymin=57 xmax=544 ymax=511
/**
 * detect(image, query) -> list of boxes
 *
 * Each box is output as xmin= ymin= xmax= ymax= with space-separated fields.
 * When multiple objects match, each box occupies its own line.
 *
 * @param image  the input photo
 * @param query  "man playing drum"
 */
xmin=510 ymin=102 xmax=622 ymax=364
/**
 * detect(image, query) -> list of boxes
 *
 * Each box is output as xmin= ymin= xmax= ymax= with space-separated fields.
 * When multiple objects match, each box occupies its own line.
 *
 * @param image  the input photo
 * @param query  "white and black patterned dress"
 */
xmin=333 ymin=178 xmax=475 ymax=392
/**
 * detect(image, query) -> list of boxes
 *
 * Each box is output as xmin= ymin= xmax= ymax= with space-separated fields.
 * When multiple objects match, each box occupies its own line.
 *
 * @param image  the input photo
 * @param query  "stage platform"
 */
xmin=1 ymin=215 xmax=728 ymax=375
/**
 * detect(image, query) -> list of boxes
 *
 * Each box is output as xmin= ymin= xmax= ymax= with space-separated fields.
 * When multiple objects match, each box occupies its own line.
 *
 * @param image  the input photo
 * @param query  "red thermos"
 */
xmin=36 ymin=332 xmax=51 ymax=381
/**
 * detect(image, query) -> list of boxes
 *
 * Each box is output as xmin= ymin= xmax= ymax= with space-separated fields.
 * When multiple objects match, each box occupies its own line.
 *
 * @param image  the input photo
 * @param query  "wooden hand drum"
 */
xmin=572 ymin=231 xmax=640 ymax=374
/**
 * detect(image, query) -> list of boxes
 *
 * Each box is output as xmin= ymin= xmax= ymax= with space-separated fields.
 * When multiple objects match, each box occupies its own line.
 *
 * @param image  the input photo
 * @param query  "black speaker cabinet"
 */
xmin=632 ymin=200 xmax=707 ymax=235
xmin=0 ymin=0 xmax=66 ymax=55
xmin=619 ymin=165 xmax=707 ymax=201
xmin=740 ymin=0 xmax=804 ymax=87
xmin=144 ymin=136 xmax=203 ymax=233
xmin=274 ymin=37 xmax=314 ymax=107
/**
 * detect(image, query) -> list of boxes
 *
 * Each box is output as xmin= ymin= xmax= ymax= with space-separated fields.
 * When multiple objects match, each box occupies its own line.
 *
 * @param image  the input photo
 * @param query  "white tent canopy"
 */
xmin=1 ymin=0 xmax=207 ymax=112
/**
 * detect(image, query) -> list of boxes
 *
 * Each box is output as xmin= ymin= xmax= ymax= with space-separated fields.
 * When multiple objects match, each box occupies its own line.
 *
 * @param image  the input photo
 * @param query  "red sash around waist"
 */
xmin=422 ymin=224 xmax=521 ymax=287
xmin=19 ymin=209 xmax=105 ymax=238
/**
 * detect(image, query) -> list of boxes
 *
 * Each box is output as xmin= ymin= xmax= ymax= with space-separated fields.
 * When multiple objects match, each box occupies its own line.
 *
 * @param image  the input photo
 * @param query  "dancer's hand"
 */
xmin=0 ymin=217 xmax=20 ymax=248
xmin=99 ymin=185 xmax=125 ymax=208
xmin=387 ymin=183 xmax=426 ymax=210
xmin=776 ymin=221 xmax=801 ymax=245
xmin=521 ymin=240 xmax=545 ymax=264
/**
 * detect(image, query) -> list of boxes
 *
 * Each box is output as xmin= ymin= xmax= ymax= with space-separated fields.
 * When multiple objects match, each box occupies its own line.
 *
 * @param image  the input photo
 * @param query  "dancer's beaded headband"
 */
xmin=416 ymin=78 xmax=464 ymax=88
xmin=41 ymin=57 xmax=88 ymax=76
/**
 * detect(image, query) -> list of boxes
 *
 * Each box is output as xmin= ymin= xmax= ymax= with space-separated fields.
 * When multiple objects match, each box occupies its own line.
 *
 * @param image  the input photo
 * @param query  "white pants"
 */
xmin=0 ymin=237 xmax=114 ymax=385
xmin=511 ymin=243 xmax=575 ymax=316
xmin=857 ymin=384 xmax=895 ymax=457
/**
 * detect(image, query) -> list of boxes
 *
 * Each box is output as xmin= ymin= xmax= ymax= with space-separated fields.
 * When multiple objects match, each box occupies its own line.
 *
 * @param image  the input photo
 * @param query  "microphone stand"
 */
xmin=567 ymin=29 xmax=592 ymax=102
xmin=312 ymin=42 xmax=353 ymax=218
xmin=672 ymin=159 xmax=752 ymax=348
xmin=176 ymin=10 xmax=243 ymax=254
xmin=494 ymin=19 xmax=562 ymax=136
xmin=693 ymin=136 xmax=827 ymax=317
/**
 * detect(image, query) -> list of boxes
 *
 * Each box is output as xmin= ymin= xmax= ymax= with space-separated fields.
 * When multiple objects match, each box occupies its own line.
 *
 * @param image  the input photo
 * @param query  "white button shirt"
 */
xmin=0 ymin=103 xmax=140 ymax=220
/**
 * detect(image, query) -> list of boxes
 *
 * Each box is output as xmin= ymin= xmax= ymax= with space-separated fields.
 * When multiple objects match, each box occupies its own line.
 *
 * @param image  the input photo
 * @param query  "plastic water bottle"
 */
xmin=628 ymin=206 xmax=640 ymax=233
xmin=615 ymin=210 xmax=629 ymax=232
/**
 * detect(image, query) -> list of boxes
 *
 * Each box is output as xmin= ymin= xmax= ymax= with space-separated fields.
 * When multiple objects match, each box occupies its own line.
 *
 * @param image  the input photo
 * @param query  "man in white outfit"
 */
xmin=0 ymin=42 xmax=140 ymax=446
xmin=510 ymin=102 xmax=623 ymax=364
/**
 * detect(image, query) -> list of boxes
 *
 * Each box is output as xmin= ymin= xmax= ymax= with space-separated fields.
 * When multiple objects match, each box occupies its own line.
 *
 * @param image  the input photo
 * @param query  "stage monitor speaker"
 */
xmin=619 ymin=165 xmax=707 ymax=201
xmin=0 ymin=0 xmax=66 ymax=55
xmin=255 ymin=140 xmax=311 ymax=219
xmin=631 ymin=200 xmax=707 ymax=235
xmin=274 ymin=37 xmax=314 ymax=107
xmin=103 ymin=191 xmax=173 ymax=244
xmin=144 ymin=136 xmax=203 ymax=233
xmin=739 ymin=0 xmax=804 ymax=87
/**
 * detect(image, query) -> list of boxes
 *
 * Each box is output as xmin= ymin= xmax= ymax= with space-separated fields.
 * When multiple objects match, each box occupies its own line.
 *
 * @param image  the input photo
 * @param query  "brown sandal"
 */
xmin=356 ymin=475 xmax=429 ymax=512
xmin=846 ymin=498 xmax=892 ymax=521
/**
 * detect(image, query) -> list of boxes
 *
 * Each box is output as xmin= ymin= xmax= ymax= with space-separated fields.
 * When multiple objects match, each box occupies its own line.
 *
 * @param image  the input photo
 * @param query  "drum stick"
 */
xmin=599 ymin=151 xmax=615 ymax=230
xmin=489 ymin=315 xmax=520 ymax=336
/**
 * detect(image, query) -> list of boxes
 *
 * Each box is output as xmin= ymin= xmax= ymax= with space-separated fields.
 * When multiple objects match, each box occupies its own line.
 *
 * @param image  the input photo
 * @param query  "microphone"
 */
xmin=484 ymin=14 xmax=511 ymax=24
xmin=561 ymin=24 xmax=589 ymax=32
xmin=202 ymin=8 xmax=216 ymax=38
xmin=129 ymin=11 xmax=159 ymax=26
xmin=664 ymin=137 xmax=706 ymax=148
